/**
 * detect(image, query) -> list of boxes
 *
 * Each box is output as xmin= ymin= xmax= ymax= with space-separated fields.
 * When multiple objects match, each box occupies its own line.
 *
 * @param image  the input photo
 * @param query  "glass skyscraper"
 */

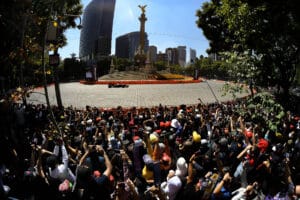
xmin=79 ymin=0 xmax=116 ymax=61
xmin=115 ymin=31 xmax=149 ymax=61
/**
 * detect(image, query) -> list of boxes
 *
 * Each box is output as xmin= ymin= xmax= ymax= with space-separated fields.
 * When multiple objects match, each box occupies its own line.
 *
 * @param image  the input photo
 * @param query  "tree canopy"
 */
xmin=196 ymin=0 xmax=300 ymax=96
xmin=0 ymin=0 xmax=82 ymax=89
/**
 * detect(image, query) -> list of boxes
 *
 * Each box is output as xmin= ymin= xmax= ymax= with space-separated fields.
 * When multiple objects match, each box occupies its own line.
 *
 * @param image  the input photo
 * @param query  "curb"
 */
xmin=79 ymin=79 xmax=202 ymax=85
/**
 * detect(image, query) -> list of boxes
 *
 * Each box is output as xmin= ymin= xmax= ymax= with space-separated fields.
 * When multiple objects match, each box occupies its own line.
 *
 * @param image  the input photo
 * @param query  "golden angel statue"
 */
xmin=138 ymin=5 xmax=147 ymax=14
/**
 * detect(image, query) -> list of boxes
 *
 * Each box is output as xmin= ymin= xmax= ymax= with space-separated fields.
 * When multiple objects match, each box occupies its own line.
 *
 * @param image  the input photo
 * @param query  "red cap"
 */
xmin=93 ymin=170 xmax=101 ymax=177
xmin=129 ymin=119 xmax=135 ymax=126
xmin=257 ymin=139 xmax=269 ymax=153
xmin=162 ymin=153 xmax=171 ymax=162
xmin=133 ymin=135 xmax=140 ymax=141
xmin=245 ymin=130 xmax=253 ymax=138
xmin=165 ymin=121 xmax=171 ymax=127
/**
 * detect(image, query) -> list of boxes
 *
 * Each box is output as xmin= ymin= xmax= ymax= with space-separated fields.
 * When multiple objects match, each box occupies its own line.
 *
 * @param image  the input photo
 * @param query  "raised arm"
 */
xmin=37 ymin=147 xmax=49 ymax=185
xmin=187 ymin=153 xmax=197 ymax=183
xmin=78 ymin=143 xmax=90 ymax=166
xmin=96 ymin=145 xmax=112 ymax=177
xmin=237 ymin=144 xmax=252 ymax=160
xmin=213 ymin=172 xmax=232 ymax=196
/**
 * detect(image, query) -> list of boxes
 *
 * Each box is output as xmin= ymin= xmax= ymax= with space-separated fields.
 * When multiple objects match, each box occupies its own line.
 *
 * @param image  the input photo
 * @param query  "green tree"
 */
xmin=196 ymin=0 xmax=300 ymax=98
xmin=31 ymin=0 xmax=82 ymax=109
xmin=154 ymin=61 xmax=167 ymax=71
xmin=115 ymin=57 xmax=133 ymax=71
xmin=0 ymin=0 xmax=82 ymax=106
xmin=0 ymin=0 xmax=32 ymax=89
xmin=196 ymin=0 xmax=235 ymax=54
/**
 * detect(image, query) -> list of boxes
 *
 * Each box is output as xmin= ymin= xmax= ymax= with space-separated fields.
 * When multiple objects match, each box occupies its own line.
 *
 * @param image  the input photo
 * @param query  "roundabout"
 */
xmin=27 ymin=79 xmax=251 ymax=109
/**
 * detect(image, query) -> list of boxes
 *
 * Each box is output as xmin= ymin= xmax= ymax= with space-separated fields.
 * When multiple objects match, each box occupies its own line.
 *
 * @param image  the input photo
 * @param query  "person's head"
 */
xmin=161 ymin=172 xmax=182 ymax=199
xmin=76 ymin=165 xmax=92 ymax=186
xmin=196 ymin=178 xmax=209 ymax=192
xmin=161 ymin=153 xmax=171 ymax=170
xmin=46 ymin=155 xmax=59 ymax=170
xmin=58 ymin=179 xmax=73 ymax=193
xmin=175 ymin=157 xmax=187 ymax=178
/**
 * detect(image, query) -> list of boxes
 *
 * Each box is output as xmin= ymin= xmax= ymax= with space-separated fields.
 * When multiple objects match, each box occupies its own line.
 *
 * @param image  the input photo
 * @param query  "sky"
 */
xmin=59 ymin=0 xmax=210 ymax=61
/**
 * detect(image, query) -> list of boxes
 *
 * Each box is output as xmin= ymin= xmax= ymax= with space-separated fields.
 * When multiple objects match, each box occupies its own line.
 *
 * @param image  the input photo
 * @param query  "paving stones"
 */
xmin=27 ymin=80 xmax=250 ymax=109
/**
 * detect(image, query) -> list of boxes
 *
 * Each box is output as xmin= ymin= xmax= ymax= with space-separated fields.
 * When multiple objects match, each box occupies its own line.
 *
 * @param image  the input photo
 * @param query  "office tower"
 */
xmin=79 ymin=0 xmax=116 ymax=61
xmin=190 ymin=48 xmax=197 ymax=63
xmin=166 ymin=48 xmax=179 ymax=65
xmin=147 ymin=45 xmax=157 ymax=63
xmin=157 ymin=51 xmax=168 ymax=63
xmin=115 ymin=31 xmax=149 ymax=61
xmin=177 ymin=46 xmax=186 ymax=67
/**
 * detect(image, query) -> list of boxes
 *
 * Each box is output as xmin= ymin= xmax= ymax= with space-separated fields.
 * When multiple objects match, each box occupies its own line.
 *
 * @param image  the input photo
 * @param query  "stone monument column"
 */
xmin=109 ymin=57 xmax=115 ymax=73
xmin=134 ymin=5 xmax=147 ymax=69
xmin=135 ymin=5 xmax=155 ymax=74
xmin=138 ymin=5 xmax=147 ymax=55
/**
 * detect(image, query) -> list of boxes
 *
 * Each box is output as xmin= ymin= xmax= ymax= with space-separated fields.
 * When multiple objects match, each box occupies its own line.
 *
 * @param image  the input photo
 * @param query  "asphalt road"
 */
xmin=27 ymin=80 xmax=250 ymax=109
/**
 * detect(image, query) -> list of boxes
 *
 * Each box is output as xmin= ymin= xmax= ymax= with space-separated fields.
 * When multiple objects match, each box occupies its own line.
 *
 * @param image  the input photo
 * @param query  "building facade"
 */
xmin=79 ymin=0 xmax=116 ymax=61
xmin=147 ymin=45 xmax=157 ymax=63
xmin=115 ymin=31 xmax=149 ymax=61
xmin=157 ymin=52 xmax=168 ymax=63
xmin=166 ymin=48 xmax=179 ymax=66
xmin=177 ymin=46 xmax=186 ymax=67
xmin=189 ymin=48 xmax=197 ymax=63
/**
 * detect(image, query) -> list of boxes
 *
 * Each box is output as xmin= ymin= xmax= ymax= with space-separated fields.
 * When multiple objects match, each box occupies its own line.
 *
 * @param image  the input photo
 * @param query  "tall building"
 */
xmin=166 ymin=48 xmax=179 ymax=65
xmin=115 ymin=31 xmax=149 ymax=61
xmin=189 ymin=48 xmax=197 ymax=63
xmin=157 ymin=51 xmax=168 ymax=63
xmin=147 ymin=45 xmax=157 ymax=63
xmin=79 ymin=0 xmax=116 ymax=61
xmin=177 ymin=46 xmax=186 ymax=67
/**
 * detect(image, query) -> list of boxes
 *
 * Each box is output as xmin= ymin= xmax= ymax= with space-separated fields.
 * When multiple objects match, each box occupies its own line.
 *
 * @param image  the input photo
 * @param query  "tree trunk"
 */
xmin=53 ymin=49 xmax=63 ymax=110
xmin=54 ymin=68 xmax=63 ymax=109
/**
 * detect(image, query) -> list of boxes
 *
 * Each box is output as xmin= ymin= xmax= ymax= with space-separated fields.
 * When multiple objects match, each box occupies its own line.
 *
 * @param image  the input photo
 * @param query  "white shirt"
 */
xmin=49 ymin=144 xmax=75 ymax=183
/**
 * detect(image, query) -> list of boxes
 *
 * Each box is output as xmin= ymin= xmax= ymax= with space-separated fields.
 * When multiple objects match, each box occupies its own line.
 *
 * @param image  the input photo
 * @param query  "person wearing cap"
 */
xmin=238 ymin=116 xmax=255 ymax=145
xmin=171 ymin=118 xmax=182 ymax=137
xmin=142 ymin=130 xmax=172 ymax=187
xmin=175 ymin=157 xmax=188 ymax=180
xmin=234 ymin=144 xmax=253 ymax=187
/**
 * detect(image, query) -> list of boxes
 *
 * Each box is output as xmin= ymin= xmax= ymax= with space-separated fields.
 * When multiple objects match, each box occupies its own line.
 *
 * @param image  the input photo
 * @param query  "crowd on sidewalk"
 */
xmin=1 ymin=95 xmax=300 ymax=200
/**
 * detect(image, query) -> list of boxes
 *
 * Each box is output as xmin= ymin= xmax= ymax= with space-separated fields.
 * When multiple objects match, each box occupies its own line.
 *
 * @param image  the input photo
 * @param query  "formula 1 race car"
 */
xmin=108 ymin=83 xmax=129 ymax=88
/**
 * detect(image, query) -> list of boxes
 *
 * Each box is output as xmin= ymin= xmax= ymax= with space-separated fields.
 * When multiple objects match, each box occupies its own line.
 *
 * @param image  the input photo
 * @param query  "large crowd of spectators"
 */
xmin=1 ymin=95 xmax=300 ymax=200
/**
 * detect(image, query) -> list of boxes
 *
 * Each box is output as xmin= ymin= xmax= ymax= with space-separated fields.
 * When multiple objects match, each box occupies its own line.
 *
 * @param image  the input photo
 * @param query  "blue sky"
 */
xmin=60 ymin=0 xmax=210 ymax=60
